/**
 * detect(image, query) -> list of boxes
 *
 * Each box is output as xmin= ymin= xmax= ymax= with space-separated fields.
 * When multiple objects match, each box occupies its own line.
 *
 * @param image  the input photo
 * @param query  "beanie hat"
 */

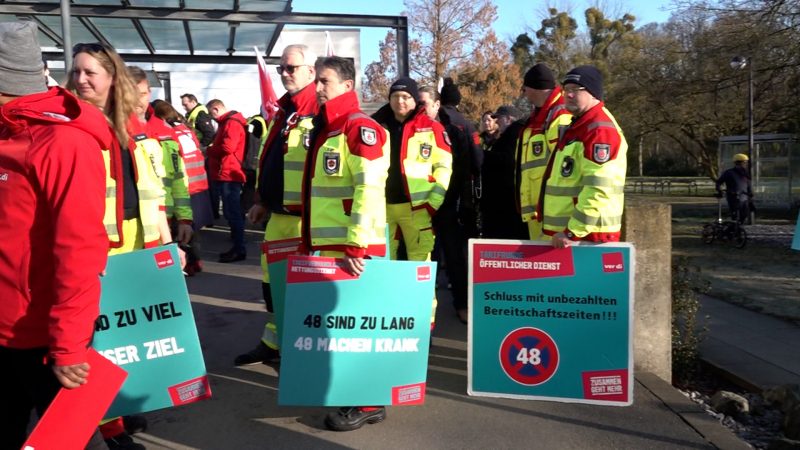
xmin=0 ymin=22 xmax=46 ymax=96
xmin=524 ymin=63 xmax=555 ymax=90
xmin=439 ymin=77 xmax=462 ymax=106
xmin=562 ymin=65 xmax=603 ymax=100
xmin=389 ymin=77 xmax=419 ymax=102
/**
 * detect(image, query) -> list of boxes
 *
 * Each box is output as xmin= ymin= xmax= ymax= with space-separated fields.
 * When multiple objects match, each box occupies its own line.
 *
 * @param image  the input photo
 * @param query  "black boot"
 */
xmin=324 ymin=407 xmax=386 ymax=431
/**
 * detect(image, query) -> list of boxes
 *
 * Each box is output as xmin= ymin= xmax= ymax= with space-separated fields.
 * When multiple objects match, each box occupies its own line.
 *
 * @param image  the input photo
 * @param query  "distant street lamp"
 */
xmin=730 ymin=55 xmax=754 ymax=183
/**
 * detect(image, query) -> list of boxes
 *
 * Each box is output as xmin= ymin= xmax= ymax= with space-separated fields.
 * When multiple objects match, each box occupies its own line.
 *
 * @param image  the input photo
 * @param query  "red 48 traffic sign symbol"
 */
xmin=498 ymin=327 xmax=559 ymax=386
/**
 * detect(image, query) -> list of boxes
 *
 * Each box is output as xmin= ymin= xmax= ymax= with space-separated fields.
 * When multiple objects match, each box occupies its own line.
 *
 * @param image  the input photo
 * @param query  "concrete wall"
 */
xmin=622 ymin=199 xmax=672 ymax=382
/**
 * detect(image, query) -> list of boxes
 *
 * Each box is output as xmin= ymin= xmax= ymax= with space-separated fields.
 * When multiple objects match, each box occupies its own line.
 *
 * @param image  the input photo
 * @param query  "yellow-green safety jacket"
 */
xmin=519 ymin=87 xmax=572 ymax=223
xmin=540 ymin=102 xmax=627 ymax=242
xmin=103 ymin=134 xmax=166 ymax=249
xmin=257 ymin=84 xmax=319 ymax=215
xmin=302 ymin=91 xmax=390 ymax=258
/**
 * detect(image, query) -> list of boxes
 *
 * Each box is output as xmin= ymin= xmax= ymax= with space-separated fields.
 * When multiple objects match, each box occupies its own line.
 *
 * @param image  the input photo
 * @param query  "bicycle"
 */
xmin=700 ymin=195 xmax=747 ymax=248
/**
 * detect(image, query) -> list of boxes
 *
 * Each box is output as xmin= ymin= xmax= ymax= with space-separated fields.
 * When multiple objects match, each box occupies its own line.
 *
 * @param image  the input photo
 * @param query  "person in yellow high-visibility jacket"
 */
xmin=517 ymin=64 xmax=572 ymax=241
xmin=235 ymin=44 xmax=320 ymax=366
xmin=303 ymin=56 xmax=391 ymax=433
xmin=539 ymin=65 xmax=628 ymax=247
xmin=371 ymin=77 xmax=452 ymax=330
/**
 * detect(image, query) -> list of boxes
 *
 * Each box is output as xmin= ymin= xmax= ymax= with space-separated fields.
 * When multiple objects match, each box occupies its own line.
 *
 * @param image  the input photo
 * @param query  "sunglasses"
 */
xmin=72 ymin=42 xmax=109 ymax=55
xmin=276 ymin=64 xmax=310 ymax=75
xmin=563 ymin=86 xmax=587 ymax=95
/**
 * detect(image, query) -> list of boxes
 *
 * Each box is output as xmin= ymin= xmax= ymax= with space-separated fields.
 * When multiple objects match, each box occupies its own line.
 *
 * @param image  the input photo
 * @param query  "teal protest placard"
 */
xmin=94 ymin=245 xmax=211 ymax=418
xmin=468 ymin=240 xmax=634 ymax=406
xmin=266 ymin=238 xmax=303 ymax=348
xmin=278 ymin=255 xmax=435 ymax=406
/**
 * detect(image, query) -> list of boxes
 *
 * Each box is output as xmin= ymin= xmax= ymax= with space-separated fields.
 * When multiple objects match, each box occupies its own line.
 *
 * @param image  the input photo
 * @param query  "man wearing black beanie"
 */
xmin=539 ymin=64 xmax=628 ymax=247
xmin=518 ymin=63 xmax=573 ymax=241
xmin=372 ymin=76 xmax=452 ymax=329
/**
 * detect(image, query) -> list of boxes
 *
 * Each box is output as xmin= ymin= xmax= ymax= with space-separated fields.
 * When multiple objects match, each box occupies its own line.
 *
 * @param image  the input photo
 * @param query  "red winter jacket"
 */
xmin=207 ymin=110 xmax=247 ymax=182
xmin=0 ymin=87 xmax=110 ymax=366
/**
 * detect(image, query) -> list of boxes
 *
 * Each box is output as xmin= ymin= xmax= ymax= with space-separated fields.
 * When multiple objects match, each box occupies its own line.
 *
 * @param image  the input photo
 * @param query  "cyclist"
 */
xmin=715 ymin=153 xmax=753 ymax=224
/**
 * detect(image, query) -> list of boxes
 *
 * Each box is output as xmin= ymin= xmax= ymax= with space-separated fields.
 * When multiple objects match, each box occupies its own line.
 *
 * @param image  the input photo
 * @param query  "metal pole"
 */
xmin=395 ymin=20 xmax=409 ymax=78
xmin=748 ymin=59 xmax=756 ymax=224
xmin=60 ymin=0 xmax=72 ymax=72
xmin=747 ymin=58 xmax=755 ymax=185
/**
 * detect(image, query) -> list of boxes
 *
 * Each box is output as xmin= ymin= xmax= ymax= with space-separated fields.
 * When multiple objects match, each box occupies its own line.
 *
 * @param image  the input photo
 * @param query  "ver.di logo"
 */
xmin=602 ymin=252 xmax=624 ymax=272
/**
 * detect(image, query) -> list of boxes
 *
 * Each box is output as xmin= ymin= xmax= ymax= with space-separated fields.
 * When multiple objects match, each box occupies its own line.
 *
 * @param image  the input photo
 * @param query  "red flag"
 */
xmin=254 ymin=46 xmax=280 ymax=120
xmin=325 ymin=31 xmax=336 ymax=57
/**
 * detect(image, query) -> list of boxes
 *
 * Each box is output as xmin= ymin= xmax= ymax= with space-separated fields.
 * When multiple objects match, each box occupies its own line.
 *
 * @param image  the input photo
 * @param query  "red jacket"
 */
xmin=0 ymin=87 xmax=110 ymax=366
xmin=207 ymin=110 xmax=247 ymax=182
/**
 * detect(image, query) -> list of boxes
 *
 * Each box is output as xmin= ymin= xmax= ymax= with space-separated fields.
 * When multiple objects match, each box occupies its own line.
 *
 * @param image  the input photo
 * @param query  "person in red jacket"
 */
xmin=206 ymin=99 xmax=248 ymax=262
xmin=152 ymin=99 xmax=214 ymax=275
xmin=0 ymin=21 xmax=109 ymax=449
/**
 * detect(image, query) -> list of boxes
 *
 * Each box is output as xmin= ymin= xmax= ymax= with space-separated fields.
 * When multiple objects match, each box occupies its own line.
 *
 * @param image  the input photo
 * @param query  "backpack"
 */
xmin=241 ymin=115 xmax=267 ymax=172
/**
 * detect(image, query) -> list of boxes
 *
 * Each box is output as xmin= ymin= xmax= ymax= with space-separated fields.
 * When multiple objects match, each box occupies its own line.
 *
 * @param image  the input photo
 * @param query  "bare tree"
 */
xmin=362 ymin=30 xmax=398 ymax=102
xmin=404 ymin=0 xmax=498 ymax=85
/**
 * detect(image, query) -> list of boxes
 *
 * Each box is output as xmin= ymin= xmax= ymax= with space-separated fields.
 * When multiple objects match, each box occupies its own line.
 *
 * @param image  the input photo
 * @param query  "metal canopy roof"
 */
xmin=0 ymin=0 xmax=409 ymax=74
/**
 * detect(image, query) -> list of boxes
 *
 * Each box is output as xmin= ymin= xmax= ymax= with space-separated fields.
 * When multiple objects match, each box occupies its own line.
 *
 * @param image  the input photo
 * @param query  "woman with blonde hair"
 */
xmin=67 ymin=43 xmax=176 ymax=256
xmin=67 ymin=42 xmax=180 ymax=449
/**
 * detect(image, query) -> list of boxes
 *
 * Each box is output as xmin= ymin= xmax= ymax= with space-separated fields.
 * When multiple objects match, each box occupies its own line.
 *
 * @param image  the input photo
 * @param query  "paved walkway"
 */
xmin=121 ymin=225 xmax=749 ymax=449
xmin=699 ymin=294 xmax=800 ymax=391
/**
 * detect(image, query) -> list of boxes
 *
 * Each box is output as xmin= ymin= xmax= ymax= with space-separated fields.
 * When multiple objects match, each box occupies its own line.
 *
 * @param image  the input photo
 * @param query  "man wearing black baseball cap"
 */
xmin=539 ymin=65 xmax=628 ymax=247
xmin=518 ymin=63 xmax=573 ymax=241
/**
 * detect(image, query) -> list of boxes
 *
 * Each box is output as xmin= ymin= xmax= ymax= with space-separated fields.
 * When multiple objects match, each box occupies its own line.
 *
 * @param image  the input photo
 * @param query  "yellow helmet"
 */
xmin=733 ymin=153 xmax=749 ymax=162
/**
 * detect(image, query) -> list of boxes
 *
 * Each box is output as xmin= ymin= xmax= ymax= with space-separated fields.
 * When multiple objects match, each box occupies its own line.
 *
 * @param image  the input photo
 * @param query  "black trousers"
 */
xmin=0 ymin=346 xmax=107 ymax=450
xmin=433 ymin=206 xmax=469 ymax=311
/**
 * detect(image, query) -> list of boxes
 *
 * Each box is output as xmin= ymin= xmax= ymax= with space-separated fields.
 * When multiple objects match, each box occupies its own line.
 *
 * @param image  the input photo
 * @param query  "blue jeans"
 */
xmin=216 ymin=181 xmax=245 ymax=254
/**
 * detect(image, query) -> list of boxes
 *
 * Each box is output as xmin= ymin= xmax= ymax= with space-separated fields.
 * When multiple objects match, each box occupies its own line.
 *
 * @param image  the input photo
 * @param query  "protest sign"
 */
xmin=278 ymin=255 xmax=435 ymax=406
xmin=468 ymin=240 xmax=634 ymax=406
xmin=94 ymin=245 xmax=211 ymax=417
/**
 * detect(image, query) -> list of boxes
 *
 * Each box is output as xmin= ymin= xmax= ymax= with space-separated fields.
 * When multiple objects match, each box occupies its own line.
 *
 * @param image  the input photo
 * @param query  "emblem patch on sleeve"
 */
xmin=593 ymin=143 xmax=611 ymax=163
xmin=560 ymin=156 xmax=575 ymax=177
xmin=419 ymin=143 xmax=432 ymax=160
xmin=533 ymin=142 xmax=544 ymax=156
xmin=360 ymin=126 xmax=377 ymax=145
xmin=323 ymin=152 xmax=341 ymax=175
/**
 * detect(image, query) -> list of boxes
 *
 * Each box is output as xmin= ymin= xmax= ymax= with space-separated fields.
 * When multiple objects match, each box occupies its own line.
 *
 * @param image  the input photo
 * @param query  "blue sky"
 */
xmin=291 ymin=0 xmax=676 ymax=66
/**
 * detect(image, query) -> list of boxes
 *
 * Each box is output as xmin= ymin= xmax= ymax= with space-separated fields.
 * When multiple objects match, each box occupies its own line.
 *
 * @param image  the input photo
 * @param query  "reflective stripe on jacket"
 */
xmin=540 ymin=103 xmax=627 ymax=242
xmin=173 ymin=124 xmax=208 ymax=194
xmin=519 ymin=87 xmax=572 ymax=222
xmin=157 ymin=138 xmax=192 ymax=220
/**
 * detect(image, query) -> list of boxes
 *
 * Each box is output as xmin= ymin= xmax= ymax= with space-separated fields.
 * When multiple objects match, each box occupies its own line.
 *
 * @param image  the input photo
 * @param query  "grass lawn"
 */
xmin=635 ymin=194 xmax=800 ymax=324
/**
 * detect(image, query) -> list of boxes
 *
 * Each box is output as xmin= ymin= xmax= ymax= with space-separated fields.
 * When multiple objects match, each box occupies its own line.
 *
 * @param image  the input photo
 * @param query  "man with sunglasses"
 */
xmin=539 ymin=65 xmax=628 ymax=247
xmin=235 ymin=44 xmax=319 ymax=366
